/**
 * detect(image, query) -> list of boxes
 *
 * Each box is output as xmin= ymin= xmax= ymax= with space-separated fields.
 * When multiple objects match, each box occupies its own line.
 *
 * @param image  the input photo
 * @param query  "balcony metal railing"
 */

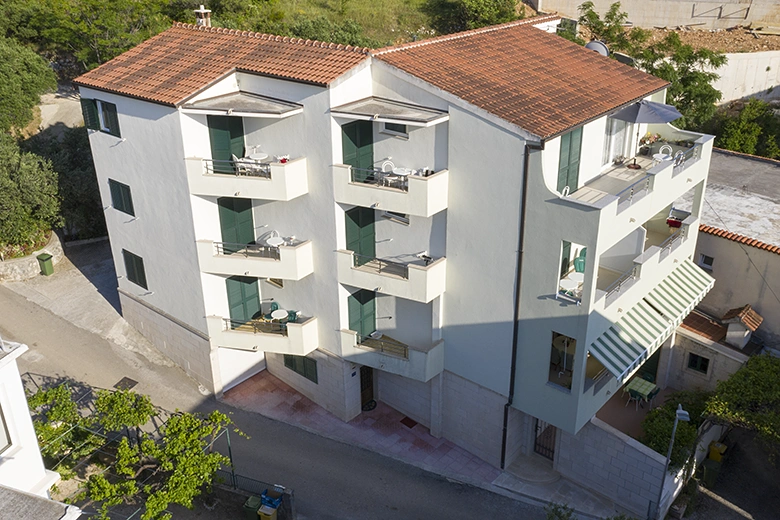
xmin=603 ymin=265 xmax=639 ymax=306
xmin=352 ymin=253 xmax=410 ymax=279
xmin=616 ymin=174 xmax=652 ymax=214
xmin=357 ymin=334 xmax=409 ymax=359
xmin=659 ymin=231 xmax=684 ymax=261
xmin=203 ymin=158 xmax=271 ymax=179
xmin=671 ymin=144 xmax=702 ymax=177
xmin=349 ymin=167 xmax=413 ymax=191
xmin=214 ymin=241 xmax=281 ymax=260
xmin=223 ymin=318 xmax=287 ymax=336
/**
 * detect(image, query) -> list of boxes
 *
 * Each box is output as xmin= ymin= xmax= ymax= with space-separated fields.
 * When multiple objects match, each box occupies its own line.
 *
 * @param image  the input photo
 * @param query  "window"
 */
xmin=266 ymin=278 xmax=284 ymax=288
xmin=381 ymin=211 xmax=409 ymax=225
xmin=0 ymin=404 xmax=11 ymax=455
xmin=548 ymin=332 xmax=576 ymax=391
xmin=109 ymin=179 xmax=135 ymax=216
xmin=381 ymin=122 xmax=408 ymax=138
xmin=122 ymin=249 xmax=148 ymax=289
xmin=81 ymin=98 xmax=121 ymax=137
xmin=688 ymin=353 xmax=710 ymax=374
xmin=698 ymin=254 xmax=714 ymax=270
xmin=283 ymin=354 xmax=318 ymax=383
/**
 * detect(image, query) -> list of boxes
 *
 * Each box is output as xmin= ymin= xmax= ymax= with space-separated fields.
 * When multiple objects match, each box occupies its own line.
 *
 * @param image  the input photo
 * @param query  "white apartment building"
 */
xmin=0 ymin=339 xmax=82 ymax=518
xmin=74 ymin=15 xmax=715 ymax=516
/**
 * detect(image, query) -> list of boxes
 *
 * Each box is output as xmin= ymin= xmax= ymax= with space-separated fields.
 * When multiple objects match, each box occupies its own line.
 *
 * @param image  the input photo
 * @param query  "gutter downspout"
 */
xmin=500 ymin=140 xmax=544 ymax=469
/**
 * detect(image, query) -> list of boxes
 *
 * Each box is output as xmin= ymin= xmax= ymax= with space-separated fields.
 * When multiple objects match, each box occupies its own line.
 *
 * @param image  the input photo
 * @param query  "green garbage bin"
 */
xmin=702 ymin=459 xmax=721 ymax=488
xmin=37 ymin=253 xmax=54 ymax=276
xmin=243 ymin=496 xmax=262 ymax=520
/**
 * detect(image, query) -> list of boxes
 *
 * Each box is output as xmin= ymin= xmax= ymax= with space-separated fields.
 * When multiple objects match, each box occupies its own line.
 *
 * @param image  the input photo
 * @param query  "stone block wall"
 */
xmin=0 ymin=232 xmax=64 ymax=282
xmin=661 ymin=333 xmax=747 ymax=393
xmin=266 ymin=349 xmax=359 ymax=422
xmin=119 ymin=290 xmax=213 ymax=391
xmin=441 ymin=371 xmax=506 ymax=468
xmin=555 ymin=417 xmax=666 ymax=517
xmin=377 ymin=371 xmax=432 ymax=428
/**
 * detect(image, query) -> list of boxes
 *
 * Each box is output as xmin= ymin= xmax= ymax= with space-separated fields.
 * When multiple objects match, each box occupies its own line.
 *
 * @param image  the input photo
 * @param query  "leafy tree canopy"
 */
xmin=705 ymin=354 xmax=780 ymax=452
xmin=708 ymin=99 xmax=780 ymax=159
xmin=0 ymin=134 xmax=62 ymax=252
xmin=577 ymin=1 xmax=648 ymax=56
xmin=0 ymin=36 xmax=56 ymax=133
xmin=426 ymin=0 xmax=518 ymax=34
xmin=641 ymin=390 xmax=711 ymax=469
xmin=290 ymin=16 xmax=379 ymax=48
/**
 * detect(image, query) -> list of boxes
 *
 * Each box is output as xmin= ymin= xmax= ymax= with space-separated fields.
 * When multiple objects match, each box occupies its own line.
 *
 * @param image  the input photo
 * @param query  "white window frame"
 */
xmin=97 ymin=100 xmax=112 ymax=133
xmin=0 ymin=402 xmax=12 ymax=456
xmin=381 ymin=211 xmax=409 ymax=225
xmin=380 ymin=122 xmax=409 ymax=139
xmin=698 ymin=253 xmax=714 ymax=270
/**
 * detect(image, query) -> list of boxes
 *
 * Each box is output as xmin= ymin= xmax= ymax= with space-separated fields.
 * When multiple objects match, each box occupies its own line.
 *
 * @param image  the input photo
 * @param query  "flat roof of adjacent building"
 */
xmin=0 ymin=485 xmax=80 ymax=520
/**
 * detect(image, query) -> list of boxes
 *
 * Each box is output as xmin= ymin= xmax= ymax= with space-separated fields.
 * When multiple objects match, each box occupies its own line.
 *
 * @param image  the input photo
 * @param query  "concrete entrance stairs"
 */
xmin=505 ymin=454 xmax=561 ymax=483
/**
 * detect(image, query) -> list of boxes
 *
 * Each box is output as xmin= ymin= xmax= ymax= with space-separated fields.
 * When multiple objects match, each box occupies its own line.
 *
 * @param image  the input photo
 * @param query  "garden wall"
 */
xmin=0 ymin=232 xmax=64 ymax=282
xmin=712 ymin=51 xmax=780 ymax=103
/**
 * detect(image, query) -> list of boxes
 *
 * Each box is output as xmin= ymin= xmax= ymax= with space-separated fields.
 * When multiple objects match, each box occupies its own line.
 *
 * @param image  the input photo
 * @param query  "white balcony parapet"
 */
xmin=337 ymin=329 xmax=444 ymax=382
xmin=196 ymin=239 xmax=313 ymax=280
xmin=332 ymin=164 xmax=448 ymax=218
xmin=206 ymin=315 xmax=318 ymax=356
xmin=336 ymin=249 xmax=446 ymax=303
xmin=186 ymin=156 xmax=308 ymax=201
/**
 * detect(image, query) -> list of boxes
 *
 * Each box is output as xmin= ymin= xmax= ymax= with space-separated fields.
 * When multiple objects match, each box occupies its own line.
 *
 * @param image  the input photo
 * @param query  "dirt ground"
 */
xmin=646 ymin=26 xmax=780 ymax=53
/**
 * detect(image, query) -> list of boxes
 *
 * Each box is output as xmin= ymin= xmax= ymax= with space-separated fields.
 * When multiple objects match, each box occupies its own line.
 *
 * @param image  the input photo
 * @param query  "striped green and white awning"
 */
xmin=589 ymin=259 xmax=715 ymax=382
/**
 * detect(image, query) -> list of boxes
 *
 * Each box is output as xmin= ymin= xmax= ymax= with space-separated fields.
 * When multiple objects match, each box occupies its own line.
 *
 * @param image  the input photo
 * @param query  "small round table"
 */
xmin=248 ymin=152 xmax=268 ymax=161
xmin=266 ymin=236 xmax=285 ymax=248
xmin=568 ymin=272 xmax=585 ymax=283
xmin=559 ymin=278 xmax=578 ymax=291
xmin=271 ymin=309 xmax=288 ymax=320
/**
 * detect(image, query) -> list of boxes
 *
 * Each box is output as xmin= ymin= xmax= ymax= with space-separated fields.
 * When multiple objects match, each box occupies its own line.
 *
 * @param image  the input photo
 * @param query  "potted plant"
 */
xmin=613 ymin=155 xmax=626 ymax=165
xmin=275 ymin=154 xmax=290 ymax=164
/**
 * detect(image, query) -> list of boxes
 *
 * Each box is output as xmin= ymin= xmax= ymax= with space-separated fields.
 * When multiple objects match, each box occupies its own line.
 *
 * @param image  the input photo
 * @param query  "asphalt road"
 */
xmin=0 ymin=284 xmax=546 ymax=520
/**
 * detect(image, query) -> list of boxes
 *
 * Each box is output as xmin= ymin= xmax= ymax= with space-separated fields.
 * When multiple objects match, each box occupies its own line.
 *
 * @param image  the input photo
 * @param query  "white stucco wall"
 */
xmin=695 ymin=233 xmax=780 ymax=344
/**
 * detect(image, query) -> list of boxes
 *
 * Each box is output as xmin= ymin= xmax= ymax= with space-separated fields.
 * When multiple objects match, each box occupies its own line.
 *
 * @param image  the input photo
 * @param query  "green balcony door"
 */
xmin=208 ymin=115 xmax=245 ymax=173
xmin=342 ymin=120 xmax=374 ymax=171
xmin=348 ymin=289 xmax=376 ymax=339
xmin=218 ymin=197 xmax=254 ymax=254
xmin=557 ymin=127 xmax=582 ymax=193
xmin=345 ymin=206 xmax=375 ymax=266
xmin=226 ymin=276 xmax=261 ymax=327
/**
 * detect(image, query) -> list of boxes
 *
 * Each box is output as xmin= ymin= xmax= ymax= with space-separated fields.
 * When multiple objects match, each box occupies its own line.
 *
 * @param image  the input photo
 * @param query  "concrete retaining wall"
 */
xmin=119 ymin=290 xmax=214 ymax=392
xmin=713 ymin=51 xmax=780 ymax=102
xmin=377 ymin=371 xmax=432 ymax=428
xmin=556 ymin=417 xmax=666 ymax=517
xmin=0 ymin=232 xmax=64 ymax=282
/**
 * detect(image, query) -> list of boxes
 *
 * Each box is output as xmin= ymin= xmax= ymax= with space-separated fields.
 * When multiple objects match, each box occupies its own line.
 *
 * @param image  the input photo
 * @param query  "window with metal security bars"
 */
xmin=687 ymin=353 xmax=710 ymax=374
xmin=283 ymin=354 xmax=317 ymax=384
xmin=122 ymin=249 xmax=147 ymax=289
xmin=81 ymin=98 xmax=120 ymax=137
xmin=109 ymin=179 xmax=134 ymax=216
xmin=0 ymin=404 xmax=11 ymax=455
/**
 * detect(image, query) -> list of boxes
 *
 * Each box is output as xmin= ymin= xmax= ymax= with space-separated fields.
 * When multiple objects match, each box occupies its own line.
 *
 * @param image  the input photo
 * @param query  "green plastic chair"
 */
xmin=287 ymin=310 xmax=298 ymax=323
xmin=579 ymin=248 xmax=587 ymax=259
xmin=574 ymin=256 xmax=586 ymax=273
xmin=264 ymin=301 xmax=280 ymax=320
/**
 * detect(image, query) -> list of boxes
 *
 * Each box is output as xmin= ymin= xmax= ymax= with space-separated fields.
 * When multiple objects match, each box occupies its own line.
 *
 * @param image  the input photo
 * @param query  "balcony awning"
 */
xmin=589 ymin=259 xmax=715 ymax=382
xmin=331 ymin=97 xmax=449 ymax=127
xmin=181 ymin=91 xmax=303 ymax=118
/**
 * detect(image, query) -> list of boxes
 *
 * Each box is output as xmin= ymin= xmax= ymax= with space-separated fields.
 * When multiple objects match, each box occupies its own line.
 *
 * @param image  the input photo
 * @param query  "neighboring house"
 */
xmin=529 ymin=0 xmax=780 ymax=30
xmin=681 ymin=149 xmax=780 ymax=349
xmin=0 ymin=339 xmax=82 ymax=519
xmin=73 ymin=15 xmax=715 ymax=517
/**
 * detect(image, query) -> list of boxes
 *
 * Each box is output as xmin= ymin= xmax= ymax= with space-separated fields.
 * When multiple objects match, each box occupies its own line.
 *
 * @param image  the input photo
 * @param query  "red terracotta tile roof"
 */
xmin=699 ymin=225 xmax=780 ymax=255
xmin=680 ymin=311 xmax=727 ymax=343
xmin=73 ymin=23 xmax=370 ymax=106
xmin=721 ymin=304 xmax=763 ymax=331
xmin=374 ymin=18 xmax=669 ymax=140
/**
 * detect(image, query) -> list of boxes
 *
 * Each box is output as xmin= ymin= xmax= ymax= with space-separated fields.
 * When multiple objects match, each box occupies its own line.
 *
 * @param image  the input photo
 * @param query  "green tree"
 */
xmin=290 ymin=16 xmax=378 ymax=47
xmin=0 ymin=134 xmax=62 ymax=255
xmin=426 ymin=0 xmax=518 ymax=34
xmin=711 ymin=99 xmax=780 ymax=158
xmin=635 ymin=32 xmax=727 ymax=129
xmin=0 ymin=36 xmax=57 ymax=134
xmin=641 ymin=390 xmax=711 ymax=470
xmin=577 ymin=1 xmax=649 ymax=56
xmin=705 ymin=354 xmax=780 ymax=453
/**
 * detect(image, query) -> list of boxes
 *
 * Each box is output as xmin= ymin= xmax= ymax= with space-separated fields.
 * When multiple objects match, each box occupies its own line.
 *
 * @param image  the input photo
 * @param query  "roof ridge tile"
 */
xmin=699 ymin=224 xmax=780 ymax=255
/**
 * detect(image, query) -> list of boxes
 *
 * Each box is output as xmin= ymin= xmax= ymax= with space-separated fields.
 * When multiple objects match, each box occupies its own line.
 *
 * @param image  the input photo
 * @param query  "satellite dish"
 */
xmin=585 ymin=40 xmax=609 ymax=57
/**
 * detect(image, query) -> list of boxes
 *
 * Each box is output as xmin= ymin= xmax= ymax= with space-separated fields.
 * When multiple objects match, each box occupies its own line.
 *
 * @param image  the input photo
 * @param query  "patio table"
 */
xmin=624 ymin=377 xmax=656 ymax=400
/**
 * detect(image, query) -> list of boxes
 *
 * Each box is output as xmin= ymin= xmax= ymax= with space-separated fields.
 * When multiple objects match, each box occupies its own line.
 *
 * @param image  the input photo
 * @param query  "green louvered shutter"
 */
xmin=557 ymin=127 xmax=582 ymax=193
xmin=81 ymin=99 xmax=99 ymax=130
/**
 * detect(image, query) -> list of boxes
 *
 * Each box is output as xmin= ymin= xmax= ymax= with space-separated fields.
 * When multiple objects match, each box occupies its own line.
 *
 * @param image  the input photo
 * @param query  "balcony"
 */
xmin=338 ymin=329 xmax=444 ymax=382
xmin=206 ymin=315 xmax=318 ymax=356
xmin=333 ymin=164 xmax=448 ymax=218
xmin=336 ymin=249 xmax=446 ymax=303
xmin=185 ymin=157 xmax=308 ymax=201
xmin=196 ymin=239 xmax=313 ymax=280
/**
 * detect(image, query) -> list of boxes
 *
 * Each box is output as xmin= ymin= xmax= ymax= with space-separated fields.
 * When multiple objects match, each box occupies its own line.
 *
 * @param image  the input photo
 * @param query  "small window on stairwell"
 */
xmin=266 ymin=278 xmax=284 ymax=288
xmin=698 ymin=254 xmax=714 ymax=271
xmin=549 ymin=332 xmax=577 ymax=392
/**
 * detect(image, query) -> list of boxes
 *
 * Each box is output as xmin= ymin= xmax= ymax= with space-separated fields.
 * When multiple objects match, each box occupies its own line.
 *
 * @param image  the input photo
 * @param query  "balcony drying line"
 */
xmin=500 ymin=140 xmax=543 ymax=470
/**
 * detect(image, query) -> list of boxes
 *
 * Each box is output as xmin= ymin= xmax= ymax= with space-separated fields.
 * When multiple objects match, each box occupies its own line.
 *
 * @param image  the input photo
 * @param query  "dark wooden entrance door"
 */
xmin=360 ymin=366 xmax=374 ymax=407
xmin=534 ymin=418 xmax=556 ymax=461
